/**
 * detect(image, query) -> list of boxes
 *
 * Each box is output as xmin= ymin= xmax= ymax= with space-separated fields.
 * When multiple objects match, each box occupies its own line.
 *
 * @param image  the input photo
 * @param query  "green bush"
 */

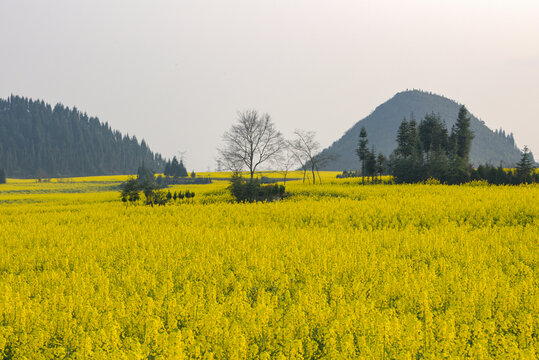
xmin=228 ymin=173 xmax=285 ymax=203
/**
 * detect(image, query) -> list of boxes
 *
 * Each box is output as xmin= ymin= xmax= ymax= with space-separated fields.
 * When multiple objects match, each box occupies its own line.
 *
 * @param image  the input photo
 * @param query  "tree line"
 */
xmin=216 ymin=110 xmax=336 ymax=201
xmin=120 ymin=165 xmax=196 ymax=206
xmin=0 ymin=95 xmax=164 ymax=178
xmin=357 ymin=105 xmax=536 ymax=184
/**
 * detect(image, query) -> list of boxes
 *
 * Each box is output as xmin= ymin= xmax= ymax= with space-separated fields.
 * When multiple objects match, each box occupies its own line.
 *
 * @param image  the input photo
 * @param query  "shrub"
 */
xmin=228 ymin=173 xmax=285 ymax=202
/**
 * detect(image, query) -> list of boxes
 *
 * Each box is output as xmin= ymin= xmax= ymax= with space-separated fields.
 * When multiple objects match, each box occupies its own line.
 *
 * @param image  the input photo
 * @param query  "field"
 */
xmin=0 ymin=175 xmax=537 ymax=359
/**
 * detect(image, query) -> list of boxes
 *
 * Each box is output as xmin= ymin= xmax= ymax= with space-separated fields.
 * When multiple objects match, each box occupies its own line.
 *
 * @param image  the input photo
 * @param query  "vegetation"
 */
xmin=218 ymin=110 xmax=284 ymax=179
xmin=0 ymin=175 xmax=537 ymax=358
xmin=0 ymin=95 xmax=164 ymax=178
xmin=289 ymin=129 xmax=334 ymax=185
xmin=164 ymin=156 xmax=188 ymax=177
xmin=120 ymin=165 xmax=196 ymax=206
xmin=388 ymin=106 xmax=474 ymax=184
xmin=317 ymin=90 xmax=527 ymax=170
xmin=228 ymin=173 xmax=285 ymax=202
xmin=0 ymin=167 xmax=5 ymax=184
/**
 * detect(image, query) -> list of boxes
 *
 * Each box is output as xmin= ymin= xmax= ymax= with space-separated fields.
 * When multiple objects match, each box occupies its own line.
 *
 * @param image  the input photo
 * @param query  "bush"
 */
xmin=228 ymin=173 xmax=285 ymax=202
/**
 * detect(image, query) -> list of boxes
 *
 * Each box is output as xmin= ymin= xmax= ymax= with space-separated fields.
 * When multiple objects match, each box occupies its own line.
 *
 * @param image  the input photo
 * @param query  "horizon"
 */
xmin=1 ymin=0 xmax=538 ymax=170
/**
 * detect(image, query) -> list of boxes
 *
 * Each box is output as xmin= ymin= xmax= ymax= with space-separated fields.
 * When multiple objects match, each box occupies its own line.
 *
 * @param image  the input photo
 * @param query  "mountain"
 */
xmin=318 ymin=90 xmax=526 ymax=170
xmin=0 ymin=95 xmax=164 ymax=178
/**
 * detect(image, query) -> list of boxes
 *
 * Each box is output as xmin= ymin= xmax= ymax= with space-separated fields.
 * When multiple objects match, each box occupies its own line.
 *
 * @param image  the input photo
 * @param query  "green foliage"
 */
xmin=163 ymin=156 xmax=188 ymax=177
xmin=0 ymin=167 xmax=6 ymax=184
xmin=516 ymin=146 xmax=534 ymax=184
xmin=0 ymin=95 xmax=164 ymax=178
xmin=317 ymin=90 xmax=524 ymax=170
xmin=454 ymin=105 xmax=474 ymax=161
xmin=470 ymin=162 xmax=538 ymax=185
xmin=120 ymin=166 xmax=197 ymax=206
xmin=390 ymin=107 xmax=474 ymax=184
xmin=228 ymin=173 xmax=285 ymax=202
xmin=120 ymin=178 xmax=141 ymax=204
xmin=356 ymin=126 xmax=369 ymax=182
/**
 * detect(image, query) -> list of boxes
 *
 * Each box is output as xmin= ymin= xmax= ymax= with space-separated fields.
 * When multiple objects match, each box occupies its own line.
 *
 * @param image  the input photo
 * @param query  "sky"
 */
xmin=1 ymin=0 xmax=538 ymax=171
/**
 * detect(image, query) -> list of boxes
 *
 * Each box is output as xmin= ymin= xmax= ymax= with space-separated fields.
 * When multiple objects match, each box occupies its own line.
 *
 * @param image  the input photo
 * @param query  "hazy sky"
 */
xmin=1 ymin=0 xmax=538 ymax=170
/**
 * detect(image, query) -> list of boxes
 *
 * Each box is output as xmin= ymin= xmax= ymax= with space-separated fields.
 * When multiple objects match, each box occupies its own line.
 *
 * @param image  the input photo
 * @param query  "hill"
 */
xmin=318 ymin=90 xmax=526 ymax=170
xmin=0 ymin=95 xmax=164 ymax=178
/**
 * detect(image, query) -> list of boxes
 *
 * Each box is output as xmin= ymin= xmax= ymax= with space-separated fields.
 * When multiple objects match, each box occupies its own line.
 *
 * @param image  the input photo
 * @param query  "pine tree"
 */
xmin=450 ymin=105 xmax=474 ymax=183
xmin=516 ymin=146 xmax=534 ymax=184
xmin=454 ymin=105 xmax=474 ymax=162
xmin=356 ymin=127 xmax=369 ymax=184
xmin=395 ymin=118 xmax=410 ymax=157
xmin=376 ymin=153 xmax=387 ymax=182
xmin=365 ymin=147 xmax=377 ymax=183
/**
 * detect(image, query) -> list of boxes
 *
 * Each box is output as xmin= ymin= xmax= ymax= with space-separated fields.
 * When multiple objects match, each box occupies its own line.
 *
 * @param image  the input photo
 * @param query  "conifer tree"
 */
xmin=454 ymin=105 xmax=474 ymax=162
xmin=356 ymin=127 xmax=369 ymax=184
xmin=516 ymin=146 xmax=534 ymax=183
xmin=376 ymin=153 xmax=387 ymax=182
xmin=365 ymin=147 xmax=377 ymax=183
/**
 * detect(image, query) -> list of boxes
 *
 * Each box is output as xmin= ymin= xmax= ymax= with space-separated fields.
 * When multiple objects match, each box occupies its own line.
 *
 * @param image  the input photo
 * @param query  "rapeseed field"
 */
xmin=0 ymin=176 xmax=537 ymax=359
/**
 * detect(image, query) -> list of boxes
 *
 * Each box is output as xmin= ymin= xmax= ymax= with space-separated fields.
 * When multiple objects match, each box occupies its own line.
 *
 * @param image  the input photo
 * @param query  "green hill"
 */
xmin=319 ymin=90 xmax=526 ymax=170
xmin=0 ymin=95 xmax=164 ymax=178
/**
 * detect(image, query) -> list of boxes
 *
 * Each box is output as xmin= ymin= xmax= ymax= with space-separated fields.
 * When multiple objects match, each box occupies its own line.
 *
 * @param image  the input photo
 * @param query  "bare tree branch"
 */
xmin=217 ymin=110 xmax=285 ymax=179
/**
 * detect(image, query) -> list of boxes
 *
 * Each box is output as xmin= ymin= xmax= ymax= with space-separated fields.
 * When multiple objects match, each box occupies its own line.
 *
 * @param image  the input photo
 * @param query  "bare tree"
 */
xmin=218 ymin=110 xmax=284 ymax=179
xmin=275 ymin=144 xmax=298 ymax=184
xmin=289 ymin=129 xmax=336 ymax=184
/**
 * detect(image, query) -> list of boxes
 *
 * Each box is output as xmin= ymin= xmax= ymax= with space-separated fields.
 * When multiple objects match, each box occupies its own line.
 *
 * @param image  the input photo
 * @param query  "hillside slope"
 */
xmin=319 ymin=90 xmax=524 ymax=170
xmin=0 ymin=95 xmax=164 ymax=178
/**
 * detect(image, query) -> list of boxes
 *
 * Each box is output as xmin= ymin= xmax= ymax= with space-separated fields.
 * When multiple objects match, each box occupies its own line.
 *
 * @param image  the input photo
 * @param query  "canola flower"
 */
xmin=0 ymin=176 xmax=537 ymax=359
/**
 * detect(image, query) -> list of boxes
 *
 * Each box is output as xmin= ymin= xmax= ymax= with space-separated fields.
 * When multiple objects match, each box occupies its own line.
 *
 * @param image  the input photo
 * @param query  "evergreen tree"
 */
xmin=365 ymin=147 xmax=377 ymax=183
xmin=418 ymin=113 xmax=448 ymax=155
xmin=516 ymin=146 xmax=534 ymax=183
xmin=137 ymin=164 xmax=155 ymax=185
xmin=391 ymin=117 xmax=424 ymax=183
xmin=376 ymin=153 xmax=387 ymax=182
xmin=450 ymin=105 xmax=474 ymax=183
xmin=356 ymin=127 xmax=369 ymax=183
xmin=178 ymin=160 xmax=188 ymax=177
xmin=0 ymin=95 xmax=164 ymax=178
xmin=0 ymin=167 xmax=6 ymax=184
xmin=395 ymin=118 xmax=411 ymax=157
xmin=454 ymin=105 xmax=474 ymax=161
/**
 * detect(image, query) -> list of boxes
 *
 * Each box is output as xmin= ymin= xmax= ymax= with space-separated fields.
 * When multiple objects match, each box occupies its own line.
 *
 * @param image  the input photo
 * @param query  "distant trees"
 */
xmin=228 ymin=173 xmax=285 ymax=202
xmin=356 ymin=127 xmax=369 ymax=183
xmin=516 ymin=146 xmax=535 ymax=183
xmin=121 ymin=165 xmax=196 ymax=206
xmin=390 ymin=106 xmax=475 ymax=184
xmin=0 ymin=167 xmax=6 ymax=184
xmin=275 ymin=145 xmax=297 ymax=184
xmin=164 ymin=156 xmax=188 ymax=177
xmin=218 ymin=110 xmax=285 ymax=179
xmin=289 ymin=129 xmax=334 ymax=184
xmin=0 ymin=95 xmax=164 ymax=178
xmin=355 ymin=127 xmax=388 ymax=183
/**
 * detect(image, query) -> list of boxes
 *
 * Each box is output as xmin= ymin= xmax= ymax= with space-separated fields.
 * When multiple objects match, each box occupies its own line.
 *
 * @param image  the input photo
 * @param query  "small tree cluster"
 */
xmin=121 ymin=179 xmax=196 ymax=207
xmin=389 ymin=106 xmax=474 ymax=184
xmin=228 ymin=173 xmax=285 ymax=203
xmin=164 ymin=156 xmax=188 ymax=177
xmin=471 ymin=147 xmax=537 ymax=185
xmin=336 ymin=170 xmax=361 ymax=178
xmin=356 ymin=127 xmax=387 ymax=183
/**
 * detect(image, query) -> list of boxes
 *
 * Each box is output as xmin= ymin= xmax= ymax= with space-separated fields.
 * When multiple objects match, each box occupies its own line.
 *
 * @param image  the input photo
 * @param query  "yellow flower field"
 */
xmin=0 ymin=175 xmax=537 ymax=359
